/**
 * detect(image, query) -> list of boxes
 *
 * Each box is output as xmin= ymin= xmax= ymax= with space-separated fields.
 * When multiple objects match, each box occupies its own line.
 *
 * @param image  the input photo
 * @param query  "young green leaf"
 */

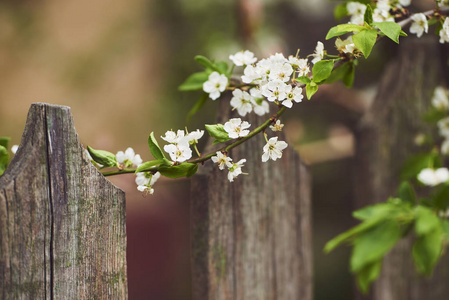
xmin=187 ymin=93 xmax=208 ymax=122
xmin=0 ymin=137 xmax=10 ymax=148
xmin=374 ymin=22 xmax=404 ymax=44
xmin=352 ymin=29 xmax=378 ymax=58
xmin=136 ymin=160 xmax=164 ymax=173
xmin=401 ymin=152 xmax=437 ymax=180
xmin=364 ymin=4 xmax=373 ymax=25
xmin=159 ymin=162 xmax=198 ymax=178
xmin=356 ymin=260 xmax=382 ymax=294
xmin=306 ymin=82 xmax=318 ymax=100
xmin=87 ymin=146 xmax=117 ymax=167
xmin=324 ymin=216 xmax=386 ymax=253
xmin=423 ymin=109 xmax=447 ymax=123
xmin=179 ymin=72 xmax=209 ymax=91
xmin=413 ymin=226 xmax=444 ymax=275
xmin=215 ymin=61 xmax=229 ymax=76
xmin=205 ymin=124 xmax=232 ymax=144
xmin=350 ymin=219 xmax=401 ymax=273
xmin=0 ymin=145 xmax=9 ymax=176
xmin=312 ymin=60 xmax=334 ymax=83
xmin=352 ymin=203 xmax=393 ymax=221
xmin=326 ymin=24 xmax=366 ymax=40
xmin=148 ymin=132 xmax=167 ymax=161
xmin=414 ymin=206 xmax=440 ymax=236
xmin=296 ymin=76 xmax=311 ymax=84
xmin=195 ymin=55 xmax=217 ymax=71
xmin=343 ymin=63 xmax=356 ymax=87
xmin=432 ymin=185 xmax=449 ymax=210
xmin=334 ymin=3 xmax=348 ymax=21
xmin=398 ymin=181 xmax=416 ymax=204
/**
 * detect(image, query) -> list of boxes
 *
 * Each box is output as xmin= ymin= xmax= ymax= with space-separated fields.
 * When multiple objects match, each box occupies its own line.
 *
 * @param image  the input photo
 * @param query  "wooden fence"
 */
xmin=0 ymin=103 xmax=127 ymax=299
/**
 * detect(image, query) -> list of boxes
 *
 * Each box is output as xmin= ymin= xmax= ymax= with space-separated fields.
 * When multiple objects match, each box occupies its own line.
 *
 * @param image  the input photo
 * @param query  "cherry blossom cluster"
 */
xmin=417 ymin=87 xmax=449 ymax=187
xmin=211 ymin=151 xmax=247 ymax=182
xmin=161 ymin=129 xmax=204 ymax=162
xmin=347 ymin=1 xmax=409 ymax=26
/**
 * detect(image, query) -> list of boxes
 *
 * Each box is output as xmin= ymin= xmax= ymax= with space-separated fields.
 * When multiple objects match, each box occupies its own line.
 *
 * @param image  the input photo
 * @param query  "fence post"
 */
xmin=0 ymin=103 xmax=127 ymax=299
xmin=191 ymin=98 xmax=313 ymax=300
xmin=354 ymin=38 xmax=449 ymax=300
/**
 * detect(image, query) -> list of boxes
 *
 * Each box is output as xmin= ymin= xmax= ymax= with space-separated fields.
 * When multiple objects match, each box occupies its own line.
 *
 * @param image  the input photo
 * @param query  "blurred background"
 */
xmin=0 ymin=0 xmax=437 ymax=299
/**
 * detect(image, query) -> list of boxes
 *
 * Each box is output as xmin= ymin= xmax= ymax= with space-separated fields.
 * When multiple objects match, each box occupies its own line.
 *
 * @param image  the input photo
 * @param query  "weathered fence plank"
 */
xmin=0 ymin=103 xmax=127 ymax=299
xmin=354 ymin=38 xmax=449 ymax=300
xmin=191 ymin=98 xmax=312 ymax=300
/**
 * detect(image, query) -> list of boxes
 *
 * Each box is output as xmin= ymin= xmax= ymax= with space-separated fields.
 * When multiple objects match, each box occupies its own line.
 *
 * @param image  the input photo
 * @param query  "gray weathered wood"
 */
xmin=191 ymin=98 xmax=312 ymax=300
xmin=354 ymin=38 xmax=449 ymax=300
xmin=0 ymin=103 xmax=127 ymax=299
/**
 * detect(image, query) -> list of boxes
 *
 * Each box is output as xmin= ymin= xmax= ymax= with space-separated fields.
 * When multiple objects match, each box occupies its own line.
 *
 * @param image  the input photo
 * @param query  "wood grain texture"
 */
xmin=0 ymin=103 xmax=127 ymax=299
xmin=354 ymin=38 xmax=449 ymax=300
xmin=191 ymin=97 xmax=312 ymax=300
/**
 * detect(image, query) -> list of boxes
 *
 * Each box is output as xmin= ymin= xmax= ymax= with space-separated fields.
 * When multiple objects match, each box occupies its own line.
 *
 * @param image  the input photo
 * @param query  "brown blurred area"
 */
xmin=0 ymin=0 xmax=438 ymax=299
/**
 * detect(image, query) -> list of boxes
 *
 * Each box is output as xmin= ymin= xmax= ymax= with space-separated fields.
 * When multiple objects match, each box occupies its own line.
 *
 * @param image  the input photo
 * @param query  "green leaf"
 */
xmin=136 ymin=160 xmax=164 ymax=173
xmin=179 ymin=72 xmax=209 ymax=91
xmin=187 ymin=93 xmax=208 ymax=122
xmin=401 ymin=152 xmax=437 ymax=180
xmin=414 ymin=206 xmax=440 ymax=236
xmin=205 ymin=124 xmax=232 ymax=144
xmin=0 ymin=145 xmax=9 ymax=176
xmin=324 ymin=216 xmax=385 ymax=253
xmin=374 ymin=22 xmax=403 ymax=44
xmin=364 ymin=4 xmax=373 ymax=25
xmin=398 ymin=181 xmax=416 ymax=204
xmin=413 ymin=226 xmax=444 ymax=275
xmin=334 ymin=3 xmax=348 ymax=21
xmin=306 ymin=82 xmax=318 ymax=100
xmin=442 ymin=219 xmax=449 ymax=241
xmin=423 ymin=109 xmax=447 ymax=123
xmin=296 ymin=76 xmax=311 ymax=84
xmin=432 ymin=185 xmax=449 ymax=210
xmin=0 ymin=137 xmax=11 ymax=148
xmin=148 ymin=132 xmax=167 ymax=161
xmin=326 ymin=24 xmax=366 ymax=40
xmin=324 ymin=62 xmax=355 ymax=87
xmin=312 ymin=60 xmax=334 ymax=83
xmin=87 ymin=146 xmax=117 ymax=167
xmin=159 ymin=163 xmax=198 ymax=178
xmin=351 ymin=219 xmax=401 ymax=272
xmin=195 ymin=55 xmax=217 ymax=70
xmin=356 ymin=260 xmax=382 ymax=294
xmin=352 ymin=29 xmax=378 ymax=58
xmin=215 ymin=61 xmax=229 ymax=76
xmin=352 ymin=203 xmax=393 ymax=221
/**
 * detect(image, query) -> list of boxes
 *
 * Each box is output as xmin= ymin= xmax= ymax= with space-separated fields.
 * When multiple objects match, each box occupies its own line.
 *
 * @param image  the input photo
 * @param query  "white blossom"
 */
xmin=438 ymin=117 xmax=449 ymax=138
xmin=262 ymin=137 xmax=288 ymax=162
xmin=186 ymin=129 xmax=204 ymax=144
xmin=311 ymin=42 xmax=325 ymax=64
xmin=211 ymin=151 xmax=233 ymax=170
xmin=335 ymin=36 xmax=356 ymax=54
xmin=296 ymin=58 xmax=310 ymax=77
xmin=410 ymin=13 xmax=428 ymax=38
xmin=373 ymin=8 xmax=394 ymax=23
xmin=229 ymin=50 xmax=257 ymax=66
xmin=116 ymin=147 xmax=142 ymax=167
xmin=261 ymin=79 xmax=288 ymax=102
xmin=136 ymin=171 xmax=161 ymax=194
xmin=230 ymin=89 xmax=253 ymax=116
xmin=203 ymin=72 xmax=228 ymax=100
xmin=249 ymin=88 xmax=270 ymax=116
xmin=399 ymin=0 xmax=411 ymax=6
xmin=241 ymin=65 xmax=261 ymax=84
xmin=442 ymin=139 xmax=449 ymax=155
xmin=347 ymin=2 xmax=367 ymax=25
xmin=11 ymin=145 xmax=18 ymax=154
xmin=270 ymin=120 xmax=284 ymax=132
xmin=437 ymin=0 xmax=449 ymax=7
xmin=440 ymin=17 xmax=449 ymax=44
xmin=163 ymin=143 xmax=192 ymax=162
xmin=269 ymin=63 xmax=293 ymax=82
xmin=417 ymin=168 xmax=449 ymax=186
xmin=161 ymin=130 xmax=187 ymax=145
xmin=227 ymin=159 xmax=246 ymax=182
xmin=432 ymin=87 xmax=449 ymax=111
xmin=282 ymin=86 xmax=303 ymax=108
xmin=224 ymin=118 xmax=251 ymax=139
